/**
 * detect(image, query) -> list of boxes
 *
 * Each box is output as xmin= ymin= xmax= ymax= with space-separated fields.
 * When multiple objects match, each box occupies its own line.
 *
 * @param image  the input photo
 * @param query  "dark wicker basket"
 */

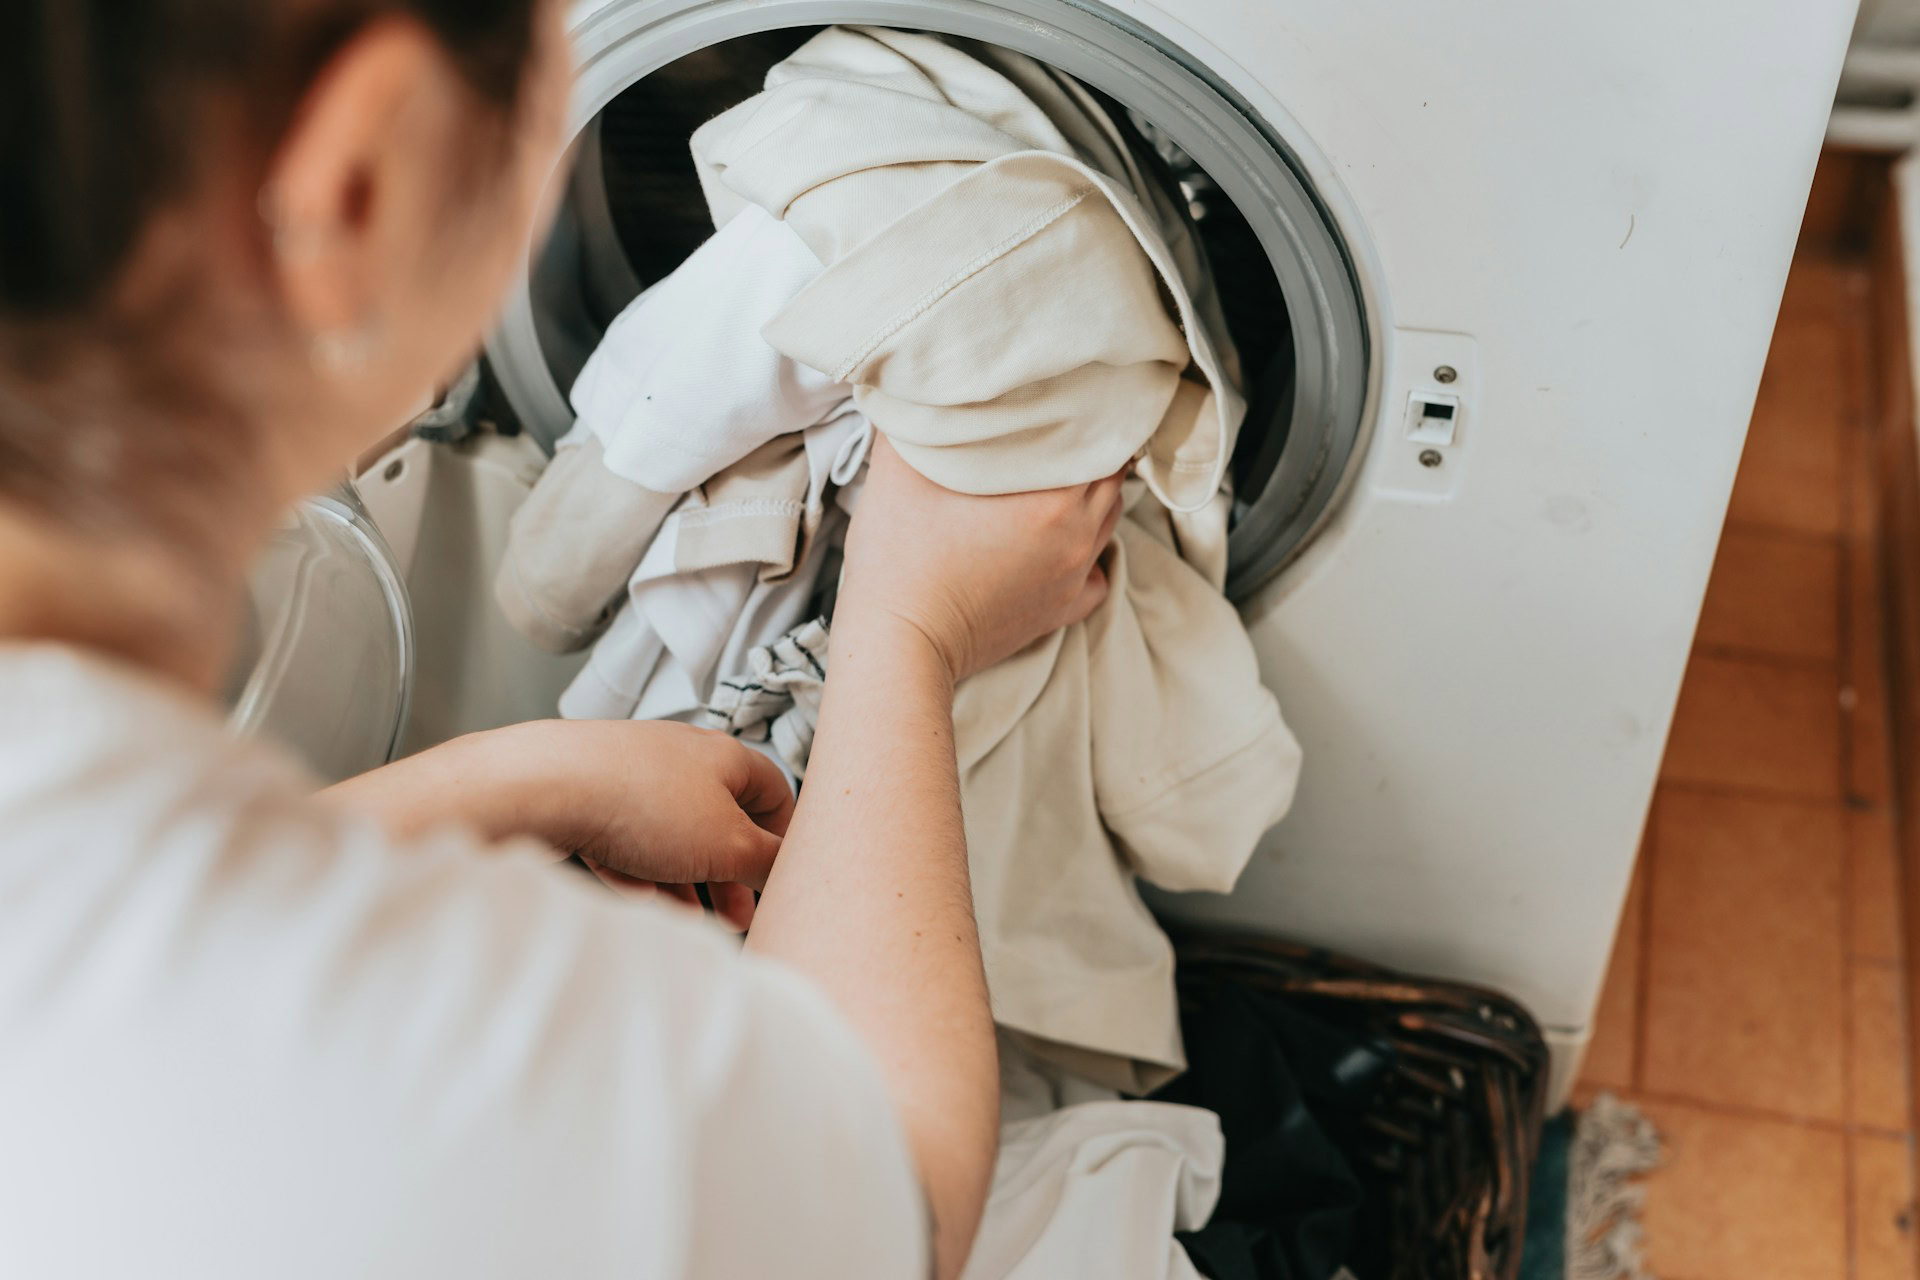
xmin=1160 ymin=933 xmax=1552 ymax=1280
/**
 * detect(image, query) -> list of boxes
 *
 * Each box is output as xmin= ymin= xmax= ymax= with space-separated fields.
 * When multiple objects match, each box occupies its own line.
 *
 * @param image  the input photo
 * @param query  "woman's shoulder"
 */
xmin=0 ymin=643 xmax=925 ymax=1278
xmin=0 ymin=641 xmax=345 ymax=893
xmin=0 ymin=640 xmax=302 ymax=824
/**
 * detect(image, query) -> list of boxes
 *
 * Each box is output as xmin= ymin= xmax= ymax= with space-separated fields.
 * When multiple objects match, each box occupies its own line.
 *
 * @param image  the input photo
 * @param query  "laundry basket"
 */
xmin=1157 ymin=932 xmax=1552 ymax=1280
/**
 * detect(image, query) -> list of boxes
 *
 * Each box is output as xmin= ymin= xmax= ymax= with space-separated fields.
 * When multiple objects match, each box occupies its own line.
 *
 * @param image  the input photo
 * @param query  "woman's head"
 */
xmin=0 ymin=0 xmax=572 ymax=542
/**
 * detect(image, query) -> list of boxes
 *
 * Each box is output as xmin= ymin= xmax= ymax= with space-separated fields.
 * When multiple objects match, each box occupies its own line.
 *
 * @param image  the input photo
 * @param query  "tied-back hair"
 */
xmin=0 ymin=0 xmax=543 ymax=537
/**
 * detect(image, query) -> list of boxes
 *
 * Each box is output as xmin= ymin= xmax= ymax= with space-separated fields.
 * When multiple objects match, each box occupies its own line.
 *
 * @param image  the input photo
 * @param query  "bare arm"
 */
xmin=746 ymin=440 xmax=1124 ymax=1280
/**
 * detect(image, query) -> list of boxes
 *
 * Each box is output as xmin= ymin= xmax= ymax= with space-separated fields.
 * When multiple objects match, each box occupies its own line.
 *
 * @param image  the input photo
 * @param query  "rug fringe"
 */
xmin=1565 ymin=1093 xmax=1661 ymax=1280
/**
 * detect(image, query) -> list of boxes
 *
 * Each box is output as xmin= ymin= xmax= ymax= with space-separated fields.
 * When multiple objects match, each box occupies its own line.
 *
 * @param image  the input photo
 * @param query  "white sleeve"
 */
xmin=0 ymin=723 xmax=927 ymax=1280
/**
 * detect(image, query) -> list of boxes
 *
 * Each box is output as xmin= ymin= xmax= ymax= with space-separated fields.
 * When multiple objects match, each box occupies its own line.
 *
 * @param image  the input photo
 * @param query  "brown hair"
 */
xmin=2 ymin=0 xmax=543 ymax=316
xmin=0 ymin=0 xmax=546 ymax=539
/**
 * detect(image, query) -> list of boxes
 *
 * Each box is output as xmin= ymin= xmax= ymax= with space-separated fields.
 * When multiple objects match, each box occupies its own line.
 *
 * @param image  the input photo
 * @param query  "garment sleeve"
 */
xmin=682 ymin=950 xmax=934 ymax=1278
xmin=0 ymin=723 xmax=928 ymax=1280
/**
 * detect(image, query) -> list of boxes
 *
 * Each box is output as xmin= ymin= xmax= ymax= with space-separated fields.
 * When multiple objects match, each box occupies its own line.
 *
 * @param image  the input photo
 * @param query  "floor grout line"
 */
xmin=1600 ymin=1086 xmax=1909 ymax=1140
xmin=1719 ymin=518 xmax=1852 ymax=548
xmin=1657 ymin=776 xmax=1873 ymax=813
xmin=1691 ymin=642 xmax=1844 ymax=672
xmin=1719 ymin=518 xmax=1852 ymax=547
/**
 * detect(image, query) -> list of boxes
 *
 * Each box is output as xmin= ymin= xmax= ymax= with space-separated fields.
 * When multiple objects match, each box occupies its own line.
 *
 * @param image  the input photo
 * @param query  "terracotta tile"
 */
xmin=1852 ymin=696 xmax=1894 ymax=807
xmin=1776 ymin=257 xmax=1871 ymax=325
xmin=1695 ymin=528 xmax=1841 ymax=662
xmin=1661 ymin=654 xmax=1844 ymax=800
xmin=1851 ymin=962 xmax=1913 ymax=1131
xmin=1852 ymin=810 xmax=1905 ymax=963
xmin=1728 ymin=322 xmax=1848 ymax=537
xmin=1852 ymin=1132 xmax=1919 ymax=1280
xmin=1580 ymin=855 xmax=1648 ymax=1092
xmin=1847 ymin=395 xmax=1884 ymax=551
xmin=1641 ymin=791 xmax=1846 ymax=1119
xmin=1636 ymin=1098 xmax=1847 ymax=1280
xmin=1760 ymin=318 xmax=1853 ymax=426
xmin=1568 ymin=1082 xmax=1609 ymax=1112
xmin=1849 ymin=542 xmax=1894 ymax=805
xmin=1776 ymin=257 xmax=1854 ymax=319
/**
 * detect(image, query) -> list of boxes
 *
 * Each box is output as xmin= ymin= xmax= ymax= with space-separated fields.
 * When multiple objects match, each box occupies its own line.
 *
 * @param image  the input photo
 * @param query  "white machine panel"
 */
xmin=1145 ymin=0 xmax=1855 ymax=1051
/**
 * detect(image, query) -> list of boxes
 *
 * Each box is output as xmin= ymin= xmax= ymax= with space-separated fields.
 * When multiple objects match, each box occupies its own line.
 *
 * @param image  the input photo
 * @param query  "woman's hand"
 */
xmin=836 ymin=436 xmax=1128 ymax=683
xmin=321 ymin=719 xmax=793 ymax=927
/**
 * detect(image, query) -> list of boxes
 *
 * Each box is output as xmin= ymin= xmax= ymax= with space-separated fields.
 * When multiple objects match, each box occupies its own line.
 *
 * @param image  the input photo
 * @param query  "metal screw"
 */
xmin=382 ymin=459 xmax=405 ymax=483
xmin=1419 ymin=449 xmax=1444 ymax=469
xmin=1433 ymin=365 xmax=1458 ymax=384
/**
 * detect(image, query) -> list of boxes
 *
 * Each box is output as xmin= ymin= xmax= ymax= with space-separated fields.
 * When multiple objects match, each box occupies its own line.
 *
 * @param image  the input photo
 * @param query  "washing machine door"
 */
xmin=488 ymin=0 xmax=1374 ymax=598
xmin=223 ymin=485 xmax=414 ymax=784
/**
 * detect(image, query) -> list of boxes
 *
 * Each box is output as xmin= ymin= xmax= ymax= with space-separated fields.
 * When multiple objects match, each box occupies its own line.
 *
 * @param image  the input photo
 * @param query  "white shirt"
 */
xmin=0 ymin=644 xmax=927 ymax=1279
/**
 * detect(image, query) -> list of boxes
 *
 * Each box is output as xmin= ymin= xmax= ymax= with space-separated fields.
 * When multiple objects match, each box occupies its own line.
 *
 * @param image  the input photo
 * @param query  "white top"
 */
xmin=0 ymin=644 xmax=927 ymax=1278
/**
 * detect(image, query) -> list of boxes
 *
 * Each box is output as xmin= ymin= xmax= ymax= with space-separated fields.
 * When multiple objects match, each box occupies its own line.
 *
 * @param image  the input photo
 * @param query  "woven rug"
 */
xmin=1518 ymin=1095 xmax=1662 ymax=1280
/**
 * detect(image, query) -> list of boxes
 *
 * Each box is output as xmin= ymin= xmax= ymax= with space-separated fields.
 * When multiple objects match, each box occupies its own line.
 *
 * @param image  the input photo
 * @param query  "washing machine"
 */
xmin=246 ymin=0 xmax=1859 ymax=1105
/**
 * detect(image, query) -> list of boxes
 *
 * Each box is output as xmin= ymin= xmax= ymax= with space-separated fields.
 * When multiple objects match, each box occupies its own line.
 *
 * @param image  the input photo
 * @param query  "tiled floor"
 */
xmin=1573 ymin=254 xmax=1919 ymax=1278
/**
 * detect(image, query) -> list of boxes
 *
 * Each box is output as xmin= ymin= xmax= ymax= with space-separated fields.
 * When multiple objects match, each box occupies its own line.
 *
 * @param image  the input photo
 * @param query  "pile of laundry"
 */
xmin=496 ymin=27 xmax=1304 ymax=1280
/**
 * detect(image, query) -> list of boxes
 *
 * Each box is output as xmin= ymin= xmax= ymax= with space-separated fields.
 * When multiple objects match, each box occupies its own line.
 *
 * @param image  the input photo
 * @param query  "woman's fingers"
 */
xmin=584 ymin=860 xmax=750 ymax=923
xmin=711 ymin=882 xmax=759 ymax=932
xmin=1090 ymin=484 xmax=1126 ymax=559
xmin=583 ymin=860 xmax=643 ymax=895
xmin=1063 ymin=561 xmax=1111 ymax=630
xmin=726 ymin=741 xmax=797 ymax=838
xmin=1084 ymin=465 xmax=1128 ymax=513
xmin=722 ymin=819 xmax=784 ymax=892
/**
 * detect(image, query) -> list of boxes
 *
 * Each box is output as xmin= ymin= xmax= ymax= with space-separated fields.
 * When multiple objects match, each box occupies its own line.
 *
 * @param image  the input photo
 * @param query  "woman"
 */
xmin=0 ymin=3 xmax=1123 ymax=1277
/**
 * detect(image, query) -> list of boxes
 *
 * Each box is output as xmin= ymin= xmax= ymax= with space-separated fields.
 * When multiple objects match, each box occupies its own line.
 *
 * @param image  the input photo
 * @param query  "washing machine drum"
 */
xmin=488 ymin=0 xmax=1370 ymax=599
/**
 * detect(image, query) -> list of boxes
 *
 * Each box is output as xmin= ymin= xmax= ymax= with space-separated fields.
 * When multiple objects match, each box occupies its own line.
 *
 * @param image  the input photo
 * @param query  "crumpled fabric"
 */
xmin=692 ymin=25 xmax=1244 ymax=516
xmin=690 ymin=26 xmax=1298 ymax=1089
xmin=703 ymin=617 xmax=830 ymax=781
xmin=963 ymin=1035 xmax=1223 ymax=1280
xmin=498 ymin=26 xmax=1301 ymax=1091
xmin=494 ymin=430 xmax=678 ymax=653
xmin=556 ymin=412 xmax=869 ymax=732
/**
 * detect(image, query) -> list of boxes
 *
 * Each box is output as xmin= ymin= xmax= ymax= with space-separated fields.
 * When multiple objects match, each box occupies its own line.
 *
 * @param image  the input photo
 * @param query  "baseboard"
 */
xmin=1864 ymin=153 xmax=1920 ymax=1166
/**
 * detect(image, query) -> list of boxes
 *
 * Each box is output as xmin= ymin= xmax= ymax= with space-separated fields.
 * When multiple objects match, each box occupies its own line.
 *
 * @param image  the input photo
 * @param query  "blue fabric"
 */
xmin=1517 ymin=1110 xmax=1575 ymax=1280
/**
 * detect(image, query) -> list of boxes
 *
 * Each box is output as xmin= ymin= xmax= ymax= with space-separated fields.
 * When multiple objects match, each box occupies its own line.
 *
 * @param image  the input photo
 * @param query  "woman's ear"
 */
xmin=260 ymin=18 xmax=469 ymax=353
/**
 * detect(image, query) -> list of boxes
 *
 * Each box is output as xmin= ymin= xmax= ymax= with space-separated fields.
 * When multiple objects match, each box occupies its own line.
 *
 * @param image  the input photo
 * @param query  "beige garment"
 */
xmin=691 ymin=26 xmax=1245 ymax=516
xmin=494 ymin=431 xmax=677 ymax=653
xmin=501 ymin=28 xmax=1299 ymax=1088
xmin=672 ymin=433 xmax=818 ymax=581
xmin=686 ymin=27 xmax=1300 ymax=1088
xmin=497 ymin=424 xmax=842 ymax=657
xmin=555 ymin=412 xmax=868 ymax=726
xmin=955 ymin=517 xmax=1299 ymax=1089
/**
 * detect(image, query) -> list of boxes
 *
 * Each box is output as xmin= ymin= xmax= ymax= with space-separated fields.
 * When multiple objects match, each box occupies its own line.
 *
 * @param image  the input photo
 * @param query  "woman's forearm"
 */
xmin=745 ymin=611 xmax=998 ymax=1280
